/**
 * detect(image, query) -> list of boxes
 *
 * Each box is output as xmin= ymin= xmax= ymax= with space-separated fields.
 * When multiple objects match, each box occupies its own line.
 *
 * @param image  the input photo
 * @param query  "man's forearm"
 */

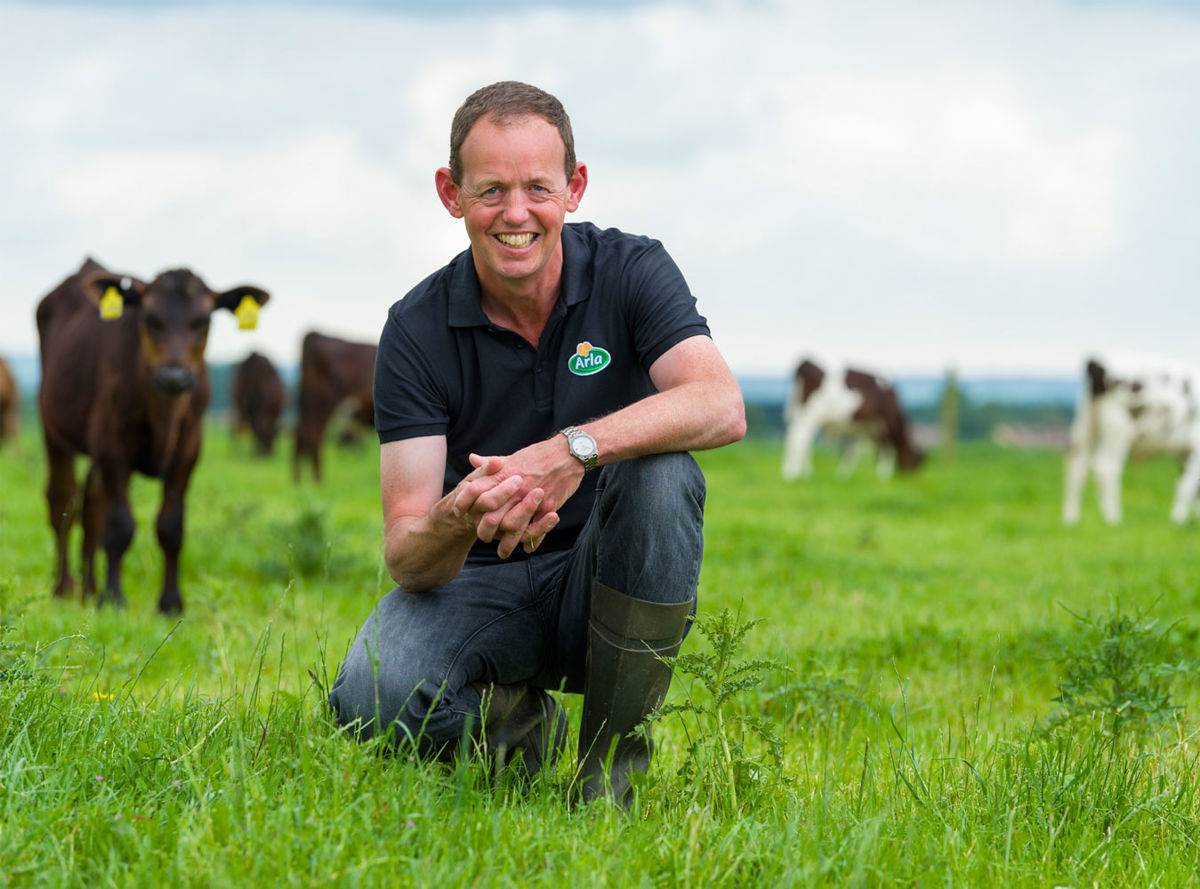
xmin=384 ymin=499 xmax=476 ymax=592
xmin=583 ymin=374 xmax=746 ymax=467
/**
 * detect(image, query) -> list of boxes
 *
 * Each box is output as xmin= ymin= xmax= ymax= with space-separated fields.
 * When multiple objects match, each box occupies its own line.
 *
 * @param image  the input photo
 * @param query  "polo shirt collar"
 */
xmin=446 ymin=225 xmax=591 ymax=329
xmin=448 ymin=249 xmax=488 ymax=328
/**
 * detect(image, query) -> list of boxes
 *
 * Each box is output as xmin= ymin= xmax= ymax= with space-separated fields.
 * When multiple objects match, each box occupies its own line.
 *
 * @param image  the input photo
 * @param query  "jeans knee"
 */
xmin=329 ymin=659 xmax=455 ymax=751
xmin=600 ymin=452 xmax=705 ymax=517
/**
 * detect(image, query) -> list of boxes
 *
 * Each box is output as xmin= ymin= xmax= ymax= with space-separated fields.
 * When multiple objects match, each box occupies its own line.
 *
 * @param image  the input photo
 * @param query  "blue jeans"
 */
xmin=328 ymin=452 xmax=706 ymax=751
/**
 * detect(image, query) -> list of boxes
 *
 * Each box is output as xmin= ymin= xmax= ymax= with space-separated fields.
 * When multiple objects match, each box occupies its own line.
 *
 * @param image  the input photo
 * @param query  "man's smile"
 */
xmin=495 ymin=232 xmax=537 ymax=248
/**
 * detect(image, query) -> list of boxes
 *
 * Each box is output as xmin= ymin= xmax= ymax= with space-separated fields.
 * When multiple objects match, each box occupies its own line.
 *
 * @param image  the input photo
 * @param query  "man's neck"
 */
xmin=476 ymin=254 xmax=563 ymax=348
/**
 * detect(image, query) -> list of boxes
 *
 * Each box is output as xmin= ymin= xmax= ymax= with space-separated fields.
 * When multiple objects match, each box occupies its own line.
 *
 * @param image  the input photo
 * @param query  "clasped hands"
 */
xmin=448 ymin=438 xmax=584 ymax=558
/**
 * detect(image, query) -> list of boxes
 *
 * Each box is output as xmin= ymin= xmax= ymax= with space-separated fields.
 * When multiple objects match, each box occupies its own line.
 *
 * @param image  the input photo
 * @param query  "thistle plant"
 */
xmin=1046 ymin=599 xmax=1197 ymax=741
xmin=647 ymin=606 xmax=784 ymax=814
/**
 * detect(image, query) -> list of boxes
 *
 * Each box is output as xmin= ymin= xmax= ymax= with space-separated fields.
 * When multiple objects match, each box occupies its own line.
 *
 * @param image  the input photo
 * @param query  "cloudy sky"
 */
xmin=2 ymin=0 xmax=1197 ymax=382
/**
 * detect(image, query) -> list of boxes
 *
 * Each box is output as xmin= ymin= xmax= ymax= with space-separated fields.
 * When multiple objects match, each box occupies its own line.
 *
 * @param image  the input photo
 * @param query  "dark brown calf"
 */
xmin=293 ymin=331 xmax=376 ymax=482
xmin=231 ymin=351 xmax=286 ymax=456
xmin=36 ymin=257 xmax=270 ymax=613
xmin=0 ymin=355 xmax=18 ymax=446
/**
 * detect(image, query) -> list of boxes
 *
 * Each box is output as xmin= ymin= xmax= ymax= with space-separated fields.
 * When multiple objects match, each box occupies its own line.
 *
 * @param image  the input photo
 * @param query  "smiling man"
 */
xmin=329 ymin=81 xmax=745 ymax=806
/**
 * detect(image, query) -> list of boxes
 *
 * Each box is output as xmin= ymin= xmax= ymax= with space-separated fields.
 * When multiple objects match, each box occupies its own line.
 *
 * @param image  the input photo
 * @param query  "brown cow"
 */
xmin=293 ymin=331 xmax=376 ymax=482
xmin=36 ymin=257 xmax=270 ymax=613
xmin=0 ymin=355 xmax=18 ymax=446
xmin=231 ymin=351 xmax=286 ymax=456
xmin=782 ymin=358 xmax=923 ymax=479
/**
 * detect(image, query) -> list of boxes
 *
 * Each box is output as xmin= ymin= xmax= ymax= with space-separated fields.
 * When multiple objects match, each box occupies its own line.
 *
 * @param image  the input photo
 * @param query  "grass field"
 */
xmin=2 ymin=425 xmax=1198 ymax=887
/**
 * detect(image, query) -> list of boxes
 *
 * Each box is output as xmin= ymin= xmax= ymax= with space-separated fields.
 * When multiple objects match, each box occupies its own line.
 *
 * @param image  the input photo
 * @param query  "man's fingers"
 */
xmin=452 ymin=474 xmax=522 ymax=522
xmin=521 ymin=512 xmax=560 ymax=554
xmin=463 ymin=453 xmax=504 ymax=481
xmin=492 ymin=489 xmax=547 ymax=557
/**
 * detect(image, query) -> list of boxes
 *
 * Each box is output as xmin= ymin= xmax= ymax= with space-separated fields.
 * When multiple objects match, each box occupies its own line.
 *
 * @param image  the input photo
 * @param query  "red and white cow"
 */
xmin=1063 ymin=354 xmax=1200 ymax=525
xmin=782 ymin=358 xmax=923 ymax=480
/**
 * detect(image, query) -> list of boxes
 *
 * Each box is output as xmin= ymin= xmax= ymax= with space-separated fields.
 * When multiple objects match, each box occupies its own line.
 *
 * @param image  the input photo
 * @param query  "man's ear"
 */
xmin=435 ymin=167 xmax=464 ymax=218
xmin=82 ymin=271 xmax=146 ymax=307
xmin=565 ymin=162 xmax=588 ymax=213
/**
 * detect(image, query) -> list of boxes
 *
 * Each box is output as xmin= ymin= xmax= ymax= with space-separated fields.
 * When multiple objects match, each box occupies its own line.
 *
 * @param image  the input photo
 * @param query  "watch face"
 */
xmin=571 ymin=437 xmax=591 ymax=457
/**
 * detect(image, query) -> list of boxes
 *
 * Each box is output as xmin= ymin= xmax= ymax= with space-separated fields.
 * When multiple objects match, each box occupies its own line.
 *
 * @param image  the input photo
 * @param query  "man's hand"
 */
xmin=462 ymin=435 xmax=584 ymax=557
xmin=446 ymin=453 xmax=560 ymax=558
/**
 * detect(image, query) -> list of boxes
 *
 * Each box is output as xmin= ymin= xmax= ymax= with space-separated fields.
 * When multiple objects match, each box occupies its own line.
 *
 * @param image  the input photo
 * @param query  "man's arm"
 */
xmin=380 ymin=435 xmax=555 ymax=592
xmin=481 ymin=334 xmax=747 ymax=554
xmin=586 ymin=333 xmax=747 ymax=461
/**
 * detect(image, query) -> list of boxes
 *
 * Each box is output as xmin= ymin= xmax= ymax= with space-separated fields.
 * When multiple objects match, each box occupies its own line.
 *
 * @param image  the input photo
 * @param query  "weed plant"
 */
xmin=1 ymin=428 xmax=1199 ymax=886
xmin=1046 ymin=599 xmax=1197 ymax=740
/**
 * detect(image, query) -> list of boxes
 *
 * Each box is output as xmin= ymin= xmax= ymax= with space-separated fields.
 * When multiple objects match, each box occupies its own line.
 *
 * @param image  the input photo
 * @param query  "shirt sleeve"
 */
xmin=621 ymin=239 xmax=711 ymax=372
xmin=373 ymin=306 xmax=450 ymax=443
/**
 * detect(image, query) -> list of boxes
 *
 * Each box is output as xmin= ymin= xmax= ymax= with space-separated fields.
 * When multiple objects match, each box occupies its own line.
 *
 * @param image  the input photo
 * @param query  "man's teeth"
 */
xmin=496 ymin=233 xmax=535 ymax=247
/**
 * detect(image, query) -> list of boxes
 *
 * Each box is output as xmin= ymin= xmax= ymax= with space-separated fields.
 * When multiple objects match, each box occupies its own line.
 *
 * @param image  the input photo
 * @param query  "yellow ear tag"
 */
xmin=99 ymin=286 xmax=123 ymax=321
xmin=235 ymin=295 xmax=259 ymax=330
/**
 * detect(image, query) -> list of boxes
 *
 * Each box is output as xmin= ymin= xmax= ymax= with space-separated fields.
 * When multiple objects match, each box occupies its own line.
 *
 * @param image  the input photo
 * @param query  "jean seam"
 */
xmin=440 ymin=597 xmax=543 ymax=719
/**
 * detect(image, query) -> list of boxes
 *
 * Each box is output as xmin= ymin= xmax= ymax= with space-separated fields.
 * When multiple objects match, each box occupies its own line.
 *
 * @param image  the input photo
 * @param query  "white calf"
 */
xmin=782 ymin=358 xmax=922 ymax=480
xmin=1063 ymin=355 xmax=1200 ymax=524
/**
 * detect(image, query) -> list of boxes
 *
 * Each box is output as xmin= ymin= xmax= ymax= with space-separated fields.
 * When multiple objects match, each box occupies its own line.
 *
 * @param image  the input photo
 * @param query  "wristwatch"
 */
xmin=561 ymin=426 xmax=599 ymax=472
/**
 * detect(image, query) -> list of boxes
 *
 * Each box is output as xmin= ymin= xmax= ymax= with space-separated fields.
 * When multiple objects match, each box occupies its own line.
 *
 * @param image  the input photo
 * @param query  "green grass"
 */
xmin=2 ymin=426 xmax=1198 ymax=887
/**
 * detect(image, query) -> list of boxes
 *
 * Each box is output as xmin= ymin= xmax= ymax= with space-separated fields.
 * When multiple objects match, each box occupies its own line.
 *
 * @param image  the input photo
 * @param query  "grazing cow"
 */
xmin=293 ymin=331 xmax=376 ymax=482
xmin=0 ymin=355 xmax=18 ymax=446
xmin=231 ymin=351 xmax=286 ymax=456
xmin=782 ymin=358 xmax=923 ymax=480
xmin=36 ymin=257 xmax=270 ymax=613
xmin=1063 ymin=354 xmax=1200 ymax=525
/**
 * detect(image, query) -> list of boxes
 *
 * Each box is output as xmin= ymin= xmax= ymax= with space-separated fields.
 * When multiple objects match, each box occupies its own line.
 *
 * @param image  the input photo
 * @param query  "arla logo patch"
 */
xmin=568 ymin=341 xmax=611 ymax=376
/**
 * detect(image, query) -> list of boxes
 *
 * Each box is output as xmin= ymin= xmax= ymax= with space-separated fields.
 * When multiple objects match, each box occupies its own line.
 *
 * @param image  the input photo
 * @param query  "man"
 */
xmin=329 ymin=81 xmax=745 ymax=805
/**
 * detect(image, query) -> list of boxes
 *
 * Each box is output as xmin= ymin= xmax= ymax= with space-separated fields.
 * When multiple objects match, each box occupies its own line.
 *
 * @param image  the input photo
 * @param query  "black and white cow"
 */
xmin=782 ymin=358 xmax=923 ymax=480
xmin=1063 ymin=354 xmax=1200 ymax=525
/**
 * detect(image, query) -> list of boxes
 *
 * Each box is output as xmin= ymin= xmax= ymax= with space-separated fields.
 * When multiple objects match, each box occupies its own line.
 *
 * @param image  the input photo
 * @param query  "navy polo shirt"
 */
xmin=374 ymin=221 xmax=710 ymax=564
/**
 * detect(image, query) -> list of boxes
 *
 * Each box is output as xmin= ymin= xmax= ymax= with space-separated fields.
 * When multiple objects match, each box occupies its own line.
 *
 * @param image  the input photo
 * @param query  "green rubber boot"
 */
xmin=575 ymin=580 xmax=692 ymax=807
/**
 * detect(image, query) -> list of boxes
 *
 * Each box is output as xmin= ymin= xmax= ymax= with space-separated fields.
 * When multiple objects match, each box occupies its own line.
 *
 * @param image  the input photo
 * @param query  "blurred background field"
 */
xmin=4 ymin=396 xmax=1173 ymax=714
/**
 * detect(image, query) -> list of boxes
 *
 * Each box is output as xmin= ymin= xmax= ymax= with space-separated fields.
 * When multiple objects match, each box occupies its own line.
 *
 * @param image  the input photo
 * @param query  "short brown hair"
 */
xmin=448 ymin=81 xmax=576 ymax=185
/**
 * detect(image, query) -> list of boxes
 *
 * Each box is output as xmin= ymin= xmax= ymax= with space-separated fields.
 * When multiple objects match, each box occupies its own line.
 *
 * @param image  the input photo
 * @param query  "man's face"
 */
xmin=437 ymin=114 xmax=586 ymax=296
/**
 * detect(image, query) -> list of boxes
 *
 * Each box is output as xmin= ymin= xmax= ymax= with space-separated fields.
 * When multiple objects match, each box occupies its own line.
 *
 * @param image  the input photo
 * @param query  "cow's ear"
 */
xmin=82 ymin=271 xmax=147 ymax=317
xmin=216 ymin=286 xmax=270 ymax=331
xmin=215 ymin=286 xmax=271 ymax=313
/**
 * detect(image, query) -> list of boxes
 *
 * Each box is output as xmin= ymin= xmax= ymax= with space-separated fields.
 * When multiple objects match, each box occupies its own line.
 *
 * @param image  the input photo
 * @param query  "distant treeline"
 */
xmin=743 ymin=395 xmax=1073 ymax=441
xmin=8 ymin=360 xmax=1076 ymax=440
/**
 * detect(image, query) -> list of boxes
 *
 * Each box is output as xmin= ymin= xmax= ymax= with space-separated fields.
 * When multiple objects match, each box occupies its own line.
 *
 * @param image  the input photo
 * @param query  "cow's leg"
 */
xmin=1093 ymin=436 xmax=1130 ymax=525
xmin=782 ymin=417 xmax=819 ymax=480
xmin=80 ymin=464 xmax=107 ymax=600
xmin=836 ymin=436 xmax=865 ymax=477
xmin=1062 ymin=409 xmax=1093 ymax=524
xmin=43 ymin=437 xmax=78 ymax=599
xmin=1169 ymin=451 xmax=1200 ymax=524
xmin=155 ymin=457 xmax=198 ymax=615
xmin=98 ymin=468 xmax=135 ymax=610
xmin=1062 ymin=444 xmax=1089 ymax=524
xmin=294 ymin=391 xmax=338 ymax=483
xmin=874 ymin=442 xmax=896 ymax=480
xmin=155 ymin=489 xmax=186 ymax=616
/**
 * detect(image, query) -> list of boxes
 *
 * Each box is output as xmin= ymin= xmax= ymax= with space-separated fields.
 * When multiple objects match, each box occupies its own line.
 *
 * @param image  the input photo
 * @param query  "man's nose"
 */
xmin=500 ymin=190 xmax=531 ymax=223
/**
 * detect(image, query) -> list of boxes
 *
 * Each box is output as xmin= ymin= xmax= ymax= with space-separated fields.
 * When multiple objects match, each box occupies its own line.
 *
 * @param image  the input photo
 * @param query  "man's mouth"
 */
xmin=495 ymin=232 xmax=536 ymax=248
